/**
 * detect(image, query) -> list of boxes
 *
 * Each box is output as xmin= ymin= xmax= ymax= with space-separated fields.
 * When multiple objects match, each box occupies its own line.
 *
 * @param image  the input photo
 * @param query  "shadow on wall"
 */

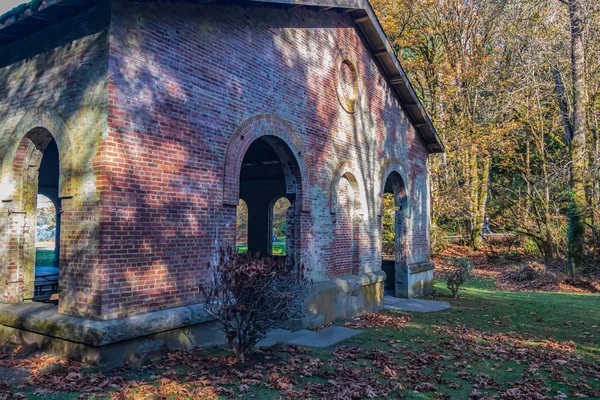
xmin=97 ymin=0 xmax=427 ymax=317
xmin=0 ymin=0 xmax=112 ymax=316
xmin=2 ymin=0 xmax=428 ymax=319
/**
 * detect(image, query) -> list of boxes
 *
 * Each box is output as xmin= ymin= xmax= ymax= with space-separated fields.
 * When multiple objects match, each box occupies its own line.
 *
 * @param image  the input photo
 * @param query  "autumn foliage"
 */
xmin=372 ymin=0 xmax=600 ymax=273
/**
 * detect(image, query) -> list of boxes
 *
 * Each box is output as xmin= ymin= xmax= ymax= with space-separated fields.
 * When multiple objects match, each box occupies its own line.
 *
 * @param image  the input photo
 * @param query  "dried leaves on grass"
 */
xmin=344 ymin=312 xmax=411 ymax=330
xmin=434 ymin=245 xmax=600 ymax=294
xmin=0 ymin=310 xmax=598 ymax=399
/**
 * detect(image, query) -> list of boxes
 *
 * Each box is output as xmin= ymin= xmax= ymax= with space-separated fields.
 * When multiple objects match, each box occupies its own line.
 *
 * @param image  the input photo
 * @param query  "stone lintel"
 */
xmin=397 ymin=262 xmax=436 ymax=276
xmin=0 ymin=302 xmax=213 ymax=347
xmin=312 ymin=271 xmax=386 ymax=294
xmin=409 ymin=262 xmax=435 ymax=275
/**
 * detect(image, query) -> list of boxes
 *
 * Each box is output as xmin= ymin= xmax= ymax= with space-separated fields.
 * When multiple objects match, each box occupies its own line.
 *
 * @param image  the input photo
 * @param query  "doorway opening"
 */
xmin=381 ymin=172 xmax=407 ymax=296
xmin=236 ymin=199 xmax=249 ymax=254
xmin=238 ymin=136 xmax=301 ymax=259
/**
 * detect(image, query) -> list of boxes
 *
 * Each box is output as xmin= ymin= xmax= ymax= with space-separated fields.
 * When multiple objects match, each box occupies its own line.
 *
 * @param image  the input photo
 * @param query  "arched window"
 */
xmin=381 ymin=192 xmax=397 ymax=259
xmin=271 ymin=197 xmax=292 ymax=256
xmin=236 ymin=199 xmax=249 ymax=254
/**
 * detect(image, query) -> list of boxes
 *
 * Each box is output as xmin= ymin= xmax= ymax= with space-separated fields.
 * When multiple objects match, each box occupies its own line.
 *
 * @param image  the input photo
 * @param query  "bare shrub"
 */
xmin=441 ymin=258 xmax=472 ymax=297
xmin=199 ymin=248 xmax=311 ymax=361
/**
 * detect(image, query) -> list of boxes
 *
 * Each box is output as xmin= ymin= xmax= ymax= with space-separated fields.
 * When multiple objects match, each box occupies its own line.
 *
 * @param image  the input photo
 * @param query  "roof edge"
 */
xmin=0 ymin=0 xmax=445 ymax=153
xmin=245 ymin=0 xmax=444 ymax=153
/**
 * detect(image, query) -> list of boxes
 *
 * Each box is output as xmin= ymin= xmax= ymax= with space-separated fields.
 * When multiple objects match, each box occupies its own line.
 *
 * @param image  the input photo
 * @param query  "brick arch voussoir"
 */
xmin=379 ymin=158 xmax=411 ymax=218
xmin=1 ymin=108 xmax=75 ymax=201
xmin=329 ymin=160 xmax=366 ymax=215
xmin=223 ymin=114 xmax=311 ymax=211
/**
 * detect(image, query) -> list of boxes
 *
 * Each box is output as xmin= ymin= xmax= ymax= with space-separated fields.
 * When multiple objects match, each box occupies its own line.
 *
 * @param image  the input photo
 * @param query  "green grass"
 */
xmin=236 ymin=240 xmax=286 ymax=256
xmin=338 ymin=278 xmax=600 ymax=398
xmin=35 ymin=249 xmax=54 ymax=267
xmin=428 ymin=278 xmax=600 ymax=356
xmin=131 ymin=279 xmax=600 ymax=399
xmin=7 ymin=277 xmax=600 ymax=399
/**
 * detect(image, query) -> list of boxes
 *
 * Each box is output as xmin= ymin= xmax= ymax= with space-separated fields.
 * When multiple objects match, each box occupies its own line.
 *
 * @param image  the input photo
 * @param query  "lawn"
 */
xmin=2 ymin=278 xmax=599 ymax=399
xmin=236 ymin=240 xmax=286 ymax=256
xmin=35 ymin=249 xmax=54 ymax=267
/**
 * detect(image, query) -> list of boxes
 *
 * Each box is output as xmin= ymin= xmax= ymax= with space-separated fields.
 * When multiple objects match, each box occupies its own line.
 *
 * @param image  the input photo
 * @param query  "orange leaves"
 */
xmin=344 ymin=312 xmax=411 ymax=330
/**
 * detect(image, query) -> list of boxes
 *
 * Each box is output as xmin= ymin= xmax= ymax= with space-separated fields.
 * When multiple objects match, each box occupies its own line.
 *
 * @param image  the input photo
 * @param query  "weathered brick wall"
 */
xmin=332 ymin=177 xmax=356 ymax=276
xmin=0 ymin=2 xmax=110 ymax=317
xmin=103 ymin=0 xmax=432 ymax=319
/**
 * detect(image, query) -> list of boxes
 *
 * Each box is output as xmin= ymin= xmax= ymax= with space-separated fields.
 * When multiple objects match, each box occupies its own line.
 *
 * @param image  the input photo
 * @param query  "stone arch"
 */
xmin=329 ymin=160 xmax=366 ymax=215
xmin=223 ymin=114 xmax=311 ymax=212
xmin=378 ymin=159 xmax=411 ymax=217
xmin=380 ymin=159 xmax=412 ymax=297
xmin=2 ymin=121 xmax=67 ymax=303
xmin=329 ymin=162 xmax=366 ymax=276
xmin=1 ymin=108 xmax=75 ymax=201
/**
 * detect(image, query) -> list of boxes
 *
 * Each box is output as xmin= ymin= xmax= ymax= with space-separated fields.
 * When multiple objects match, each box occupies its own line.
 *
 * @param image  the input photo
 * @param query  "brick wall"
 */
xmin=0 ymin=1 xmax=109 ymax=317
xmin=332 ymin=176 xmax=356 ymax=276
xmin=101 ymin=0 xmax=432 ymax=319
xmin=1 ymin=0 xmax=432 ymax=320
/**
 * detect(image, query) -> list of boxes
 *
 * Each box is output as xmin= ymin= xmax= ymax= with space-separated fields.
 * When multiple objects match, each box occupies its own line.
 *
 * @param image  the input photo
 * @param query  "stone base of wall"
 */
xmin=0 ymin=272 xmax=386 ymax=366
xmin=304 ymin=271 xmax=386 ymax=328
xmin=0 ymin=302 xmax=224 ymax=369
xmin=395 ymin=262 xmax=435 ymax=298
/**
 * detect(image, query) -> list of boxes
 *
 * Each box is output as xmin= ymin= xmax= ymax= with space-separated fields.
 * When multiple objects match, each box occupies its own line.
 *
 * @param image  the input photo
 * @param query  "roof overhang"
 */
xmin=0 ymin=0 xmax=99 ymax=45
xmin=0 ymin=0 xmax=444 ymax=153
xmin=244 ymin=0 xmax=444 ymax=153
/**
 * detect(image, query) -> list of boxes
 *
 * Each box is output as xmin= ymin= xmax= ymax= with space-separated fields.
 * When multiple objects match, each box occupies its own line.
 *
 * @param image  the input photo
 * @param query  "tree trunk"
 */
xmin=541 ymin=134 xmax=554 ymax=263
xmin=566 ymin=0 xmax=588 ymax=275
xmin=470 ymin=156 xmax=491 ymax=249
xmin=593 ymin=127 xmax=599 ymax=264
xmin=525 ymin=136 xmax=532 ymax=217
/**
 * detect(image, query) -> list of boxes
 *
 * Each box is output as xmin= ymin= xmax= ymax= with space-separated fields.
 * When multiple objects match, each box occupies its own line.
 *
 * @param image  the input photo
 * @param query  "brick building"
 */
xmin=0 ymin=0 xmax=443 ymax=362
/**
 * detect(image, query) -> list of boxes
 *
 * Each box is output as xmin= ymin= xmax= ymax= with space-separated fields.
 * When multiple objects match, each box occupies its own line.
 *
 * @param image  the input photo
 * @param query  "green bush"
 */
xmin=523 ymin=238 xmax=540 ymax=255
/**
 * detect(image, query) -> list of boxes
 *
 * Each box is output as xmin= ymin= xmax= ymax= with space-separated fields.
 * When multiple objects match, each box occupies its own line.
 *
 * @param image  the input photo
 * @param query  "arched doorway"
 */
xmin=381 ymin=171 xmax=408 ymax=297
xmin=11 ymin=129 xmax=61 ymax=303
xmin=238 ymin=136 xmax=301 ymax=260
xmin=35 ymin=194 xmax=60 ymax=302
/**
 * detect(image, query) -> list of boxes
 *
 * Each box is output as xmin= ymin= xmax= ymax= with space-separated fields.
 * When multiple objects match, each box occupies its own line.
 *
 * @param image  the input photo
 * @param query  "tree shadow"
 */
xmin=1 ymin=0 xmax=434 ymax=321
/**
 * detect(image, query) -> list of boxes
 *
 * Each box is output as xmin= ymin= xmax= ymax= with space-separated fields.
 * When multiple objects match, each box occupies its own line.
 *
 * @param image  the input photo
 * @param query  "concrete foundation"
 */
xmin=0 ymin=272 xmax=385 ymax=366
xmin=0 ymin=302 xmax=224 ymax=368
xmin=305 ymin=271 xmax=385 ymax=328
xmin=394 ymin=262 xmax=435 ymax=298
xmin=382 ymin=260 xmax=434 ymax=298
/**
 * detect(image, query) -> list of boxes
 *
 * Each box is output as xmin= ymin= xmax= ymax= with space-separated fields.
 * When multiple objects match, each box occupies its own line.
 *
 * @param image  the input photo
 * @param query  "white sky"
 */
xmin=0 ymin=1 xmax=27 ymax=15
xmin=37 ymin=194 xmax=54 ymax=209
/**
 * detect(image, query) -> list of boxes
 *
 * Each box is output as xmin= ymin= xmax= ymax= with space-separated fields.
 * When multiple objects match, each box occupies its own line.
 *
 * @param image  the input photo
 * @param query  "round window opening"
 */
xmin=336 ymin=59 xmax=359 ymax=113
